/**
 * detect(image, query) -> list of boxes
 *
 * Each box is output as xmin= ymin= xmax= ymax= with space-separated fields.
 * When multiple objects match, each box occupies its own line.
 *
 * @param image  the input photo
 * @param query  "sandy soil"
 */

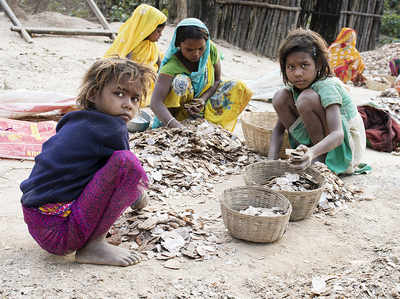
xmin=0 ymin=11 xmax=399 ymax=298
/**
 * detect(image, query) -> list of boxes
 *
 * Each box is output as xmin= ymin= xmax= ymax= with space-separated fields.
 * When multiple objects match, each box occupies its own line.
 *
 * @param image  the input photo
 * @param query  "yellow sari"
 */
xmin=163 ymin=54 xmax=252 ymax=132
xmin=328 ymin=28 xmax=366 ymax=85
xmin=104 ymin=4 xmax=167 ymax=106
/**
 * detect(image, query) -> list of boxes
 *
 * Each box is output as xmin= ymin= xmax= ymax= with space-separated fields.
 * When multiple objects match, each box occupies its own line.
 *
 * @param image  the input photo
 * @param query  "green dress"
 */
xmin=288 ymin=77 xmax=366 ymax=174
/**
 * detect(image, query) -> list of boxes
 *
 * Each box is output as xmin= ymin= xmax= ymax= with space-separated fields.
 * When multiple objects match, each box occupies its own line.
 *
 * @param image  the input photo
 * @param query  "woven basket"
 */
xmin=220 ymin=186 xmax=292 ymax=243
xmin=241 ymin=111 xmax=290 ymax=159
xmin=243 ymin=160 xmax=325 ymax=221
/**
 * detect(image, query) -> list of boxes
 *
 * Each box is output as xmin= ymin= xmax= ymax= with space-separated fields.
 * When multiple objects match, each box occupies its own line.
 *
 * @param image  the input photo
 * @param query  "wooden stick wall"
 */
xmin=336 ymin=0 xmax=384 ymax=52
xmin=188 ymin=0 xmax=301 ymax=59
xmin=187 ymin=0 xmax=384 ymax=59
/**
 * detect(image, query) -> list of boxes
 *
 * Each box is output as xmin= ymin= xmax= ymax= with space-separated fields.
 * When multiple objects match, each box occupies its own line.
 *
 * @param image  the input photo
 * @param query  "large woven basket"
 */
xmin=243 ymin=160 xmax=325 ymax=221
xmin=241 ymin=111 xmax=290 ymax=159
xmin=220 ymin=186 xmax=292 ymax=243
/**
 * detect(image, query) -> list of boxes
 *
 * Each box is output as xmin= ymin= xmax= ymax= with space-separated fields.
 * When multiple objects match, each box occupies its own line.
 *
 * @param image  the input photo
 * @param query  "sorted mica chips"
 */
xmin=264 ymin=172 xmax=320 ymax=192
xmin=239 ymin=206 xmax=286 ymax=217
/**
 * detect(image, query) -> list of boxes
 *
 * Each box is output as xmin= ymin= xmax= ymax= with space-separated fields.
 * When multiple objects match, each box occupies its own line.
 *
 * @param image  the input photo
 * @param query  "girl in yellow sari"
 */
xmin=150 ymin=18 xmax=252 ymax=132
xmin=104 ymin=4 xmax=167 ymax=106
xmin=328 ymin=28 xmax=366 ymax=86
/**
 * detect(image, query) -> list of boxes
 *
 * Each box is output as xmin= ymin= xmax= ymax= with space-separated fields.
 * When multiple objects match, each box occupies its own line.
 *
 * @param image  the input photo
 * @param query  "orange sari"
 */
xmin=328 ymin=28 xmax=366 ymax=85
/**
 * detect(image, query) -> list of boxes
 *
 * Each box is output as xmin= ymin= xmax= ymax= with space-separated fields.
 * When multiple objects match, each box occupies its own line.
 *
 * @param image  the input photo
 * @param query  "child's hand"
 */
xmin=288 ymin=144 xmax=313 ymax=170
xmin=184 ymin=98 xmax=205 ymax=117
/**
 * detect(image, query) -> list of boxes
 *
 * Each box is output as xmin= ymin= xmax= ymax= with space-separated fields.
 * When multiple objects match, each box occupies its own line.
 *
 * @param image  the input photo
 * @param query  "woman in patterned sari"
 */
xmin=150 ymin=18 xmax=252 ymax=132
xmin=328 ymin=28 xmax=366 ymax=86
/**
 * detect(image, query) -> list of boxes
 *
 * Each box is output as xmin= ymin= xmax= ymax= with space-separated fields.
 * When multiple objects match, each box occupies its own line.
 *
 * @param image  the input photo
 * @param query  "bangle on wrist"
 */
xmin=166 ymin=117 xmax=175 ymax=127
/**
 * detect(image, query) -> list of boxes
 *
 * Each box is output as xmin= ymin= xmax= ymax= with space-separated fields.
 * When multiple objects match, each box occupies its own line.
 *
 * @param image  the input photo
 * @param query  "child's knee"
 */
xmin=296 ymin=89 xmax=321 ymax=114
xmin=272 ymin=89 xmax=291 ymax=111
xmin=108 ymin=150 xmax=147 ymax=185
xmin=109 ymin=150 xmax=137 ymax=167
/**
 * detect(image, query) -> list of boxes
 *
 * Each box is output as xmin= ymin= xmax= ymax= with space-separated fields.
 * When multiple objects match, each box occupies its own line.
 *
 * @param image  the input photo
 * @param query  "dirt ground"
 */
xmin=0 ymin=11 xmax=399 ymax=299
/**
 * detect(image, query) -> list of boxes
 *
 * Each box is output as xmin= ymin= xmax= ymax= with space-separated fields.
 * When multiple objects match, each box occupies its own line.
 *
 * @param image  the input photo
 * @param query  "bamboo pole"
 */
xmin=356 ymin=0 xmax=365 ymax=50
xmin=237 ymin=3 xmax=249 ymax=48
xmin=255 ymin=0 xmax=270 ymax=53
xmin=348 ymin=0 xmax=356 ymax=28
xmin=86 ymin=0 xmax=115 ymax=39
xmin=0 ymin=0 xmax=33 ymax=43
xmin=340 ymin=10 xmax=381 ymax=18
xmin=11 ymin=26 xmax=116 ymax=37
xmin=215 ymin=0 xmax=301 ymax=11
xmin=266 ymin=0 xmax=280 ymax=58
xmin=229 ymin=3 xmax=238 ymax=44
xmin=262 ymin=0 xmax=277 ymax=57
xmin=367 ymin=0 xmax=376 ymax=50
xmin=257 ymin=0 xmax=270 ymax=55
xmin=246 ymin=6 xmax=259 ymax=51
xmin=293 ymin=0 xmax=300 ymax=28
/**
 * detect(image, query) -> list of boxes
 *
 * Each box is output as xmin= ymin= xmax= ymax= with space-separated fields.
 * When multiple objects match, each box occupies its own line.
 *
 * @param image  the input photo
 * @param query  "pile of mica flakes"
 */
xmin=377 ymin=88 xmax=400 ymax=124
xmin=361 ymin=42 xmax=400 ymax=78
xmin=105 ymin=120 xmax=373 ymax=262
xmin=239 ymin=206 xmax=286 ymax=217
xmin=264 ymin=172 xmax=319 ymax=192
xmin=129 ymin=119 xmax=265 ymax=201
xmin=108 ymin=205 xmax=233 ymax=266
xmin=311 ymin=162 xmax=372 ymax=214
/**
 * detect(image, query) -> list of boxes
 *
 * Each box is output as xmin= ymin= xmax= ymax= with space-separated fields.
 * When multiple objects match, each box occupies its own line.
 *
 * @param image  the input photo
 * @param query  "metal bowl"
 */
xmin=127 ymin=110 xmax=151 ymax=133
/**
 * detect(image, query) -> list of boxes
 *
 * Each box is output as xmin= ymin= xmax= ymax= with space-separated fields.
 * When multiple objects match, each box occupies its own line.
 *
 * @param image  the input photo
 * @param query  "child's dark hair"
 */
xmin=175 ymin=25 xmax=209 ymax=47
xmin=76 ymin=57 xmax=156 ymax=110
xmin=157 ymin=22 xmax=166 ymax=29
xmin=278 ymin=28 xmax=332 ymax=85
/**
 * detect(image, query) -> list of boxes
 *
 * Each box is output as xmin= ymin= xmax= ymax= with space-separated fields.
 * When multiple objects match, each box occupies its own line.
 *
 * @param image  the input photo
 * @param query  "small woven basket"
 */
xmin=220 ymin=186 xmax=292 ymax=243
xmin=243 ymin=160 xmax=325 ymax=221
xmin=241 ymin=111 xmax=290 ymax=159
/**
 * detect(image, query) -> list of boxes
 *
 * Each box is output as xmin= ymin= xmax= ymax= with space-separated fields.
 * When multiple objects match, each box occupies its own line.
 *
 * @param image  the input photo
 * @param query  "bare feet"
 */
xmin=75 ymin=239 xmax=141 ymax=267
xmin=131 ymin=191 xmax=149 ymax=210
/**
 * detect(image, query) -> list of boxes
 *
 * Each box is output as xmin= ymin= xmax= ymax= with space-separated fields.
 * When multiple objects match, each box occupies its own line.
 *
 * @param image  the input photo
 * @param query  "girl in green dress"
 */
xmin=268 ymin=28 xmax=366 ymax=174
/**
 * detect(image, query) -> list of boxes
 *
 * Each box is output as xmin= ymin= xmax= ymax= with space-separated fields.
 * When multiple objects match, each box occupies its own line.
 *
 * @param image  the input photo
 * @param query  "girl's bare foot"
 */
xmin=75 ymin=239 xmax=141 ymax=267
xmin=131 ymin=191 xmax=149 ymax=210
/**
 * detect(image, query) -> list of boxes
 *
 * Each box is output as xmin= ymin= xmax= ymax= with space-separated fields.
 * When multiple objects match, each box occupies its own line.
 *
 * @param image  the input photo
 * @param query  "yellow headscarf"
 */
xmin=104 ymin=4 xmax=167 ymax=71
xmin=328 ymin=28 xmax=365 ymax=84
xmin=105 ymin=4 xmax=166 ymax=106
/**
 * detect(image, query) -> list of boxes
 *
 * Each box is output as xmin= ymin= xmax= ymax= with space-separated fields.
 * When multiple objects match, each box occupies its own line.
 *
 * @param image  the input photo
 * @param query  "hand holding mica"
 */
xmin=184 ymin=98 xmax=205 ymax=117
xmin=288 ymin=144 xmax=313 ymax=170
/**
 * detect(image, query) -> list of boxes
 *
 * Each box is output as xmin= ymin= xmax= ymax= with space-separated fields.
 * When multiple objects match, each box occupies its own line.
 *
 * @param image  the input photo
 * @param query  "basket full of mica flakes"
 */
xmin=220 ymin=186 xmax=292 ymax=243
xmin=243 ymin=160 xmax=325 ymax=221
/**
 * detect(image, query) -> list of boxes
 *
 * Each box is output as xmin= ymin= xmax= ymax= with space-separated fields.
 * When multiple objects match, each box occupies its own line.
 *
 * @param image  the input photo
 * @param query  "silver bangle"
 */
xmin=166 ymin=118 xmax=175 ymax=127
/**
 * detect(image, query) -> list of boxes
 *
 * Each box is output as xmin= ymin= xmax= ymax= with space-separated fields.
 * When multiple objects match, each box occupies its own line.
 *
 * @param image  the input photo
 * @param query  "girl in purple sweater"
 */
xmin=20 ymin=57 xmax=155 ymax=266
